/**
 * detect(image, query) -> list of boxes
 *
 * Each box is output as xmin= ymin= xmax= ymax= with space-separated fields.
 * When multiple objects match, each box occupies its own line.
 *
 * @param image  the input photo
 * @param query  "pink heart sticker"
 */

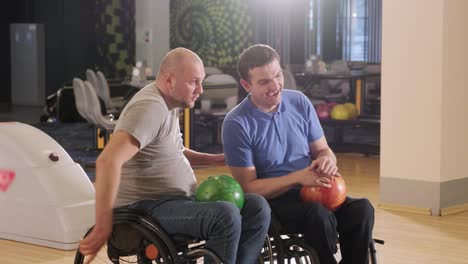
xmin=0 ymin=169 xmax=15 ymax=192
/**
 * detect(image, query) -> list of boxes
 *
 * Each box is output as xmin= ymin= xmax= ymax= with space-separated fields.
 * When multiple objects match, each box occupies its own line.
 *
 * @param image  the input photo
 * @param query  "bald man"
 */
xmin=79 ymin=48 xmax=270 ymax=264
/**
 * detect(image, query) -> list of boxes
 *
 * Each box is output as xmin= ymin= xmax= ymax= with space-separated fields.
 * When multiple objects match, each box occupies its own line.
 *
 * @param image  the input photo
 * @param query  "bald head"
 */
xmin=155 ymin=48 xmax=205 ymax=109
xmin=158 ymin=47 xmax=203 ymax=77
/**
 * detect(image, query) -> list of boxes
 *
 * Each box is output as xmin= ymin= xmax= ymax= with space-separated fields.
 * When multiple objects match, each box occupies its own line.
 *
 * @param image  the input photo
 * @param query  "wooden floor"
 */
xmin=2 ymin=153 xmax=468 ymax=263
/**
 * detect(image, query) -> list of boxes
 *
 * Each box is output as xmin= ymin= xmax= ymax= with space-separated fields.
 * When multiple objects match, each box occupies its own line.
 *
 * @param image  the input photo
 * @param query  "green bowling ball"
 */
xmin=195 ymin=174 xmax=244 ymax=209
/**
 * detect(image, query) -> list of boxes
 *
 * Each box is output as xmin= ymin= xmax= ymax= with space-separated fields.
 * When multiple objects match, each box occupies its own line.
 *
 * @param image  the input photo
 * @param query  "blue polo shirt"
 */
xmin=222 ymin=90 xmax=324 ymax=179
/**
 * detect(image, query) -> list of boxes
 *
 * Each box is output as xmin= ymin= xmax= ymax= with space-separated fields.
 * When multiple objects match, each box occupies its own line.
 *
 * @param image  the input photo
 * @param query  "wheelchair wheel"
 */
xmin=369 ymin=238 xmax=385 ymax=264
xmin=74 ymin=209 xmax=181 ymax=264
xmin=267 ymin=229 xmax=319 ymax=264
xmin=267 ymin=223 xmax=287 ymax=264
xmin=74 ymin=224 xmax=174 ymax=264
xmin=74 ymin=208 xmax=223 ymax=264
xmin=283 ymin=234 xmax=320 ymax=264
xmin=334 ymin=237 xmax=384 ymax=264
xmin=74 ymin=228 xmax=130 ymax=264
xmin=257 ymin=234 xmax=274 ymax=263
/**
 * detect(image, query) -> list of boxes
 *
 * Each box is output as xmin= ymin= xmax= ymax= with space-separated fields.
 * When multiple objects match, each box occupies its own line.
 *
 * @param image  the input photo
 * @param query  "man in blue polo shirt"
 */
xmin=222 ymin=44 xmax=374 ymax=264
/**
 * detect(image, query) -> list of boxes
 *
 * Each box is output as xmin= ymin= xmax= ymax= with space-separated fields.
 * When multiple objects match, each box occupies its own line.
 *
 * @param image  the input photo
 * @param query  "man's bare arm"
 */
xmin=79 ymin=131 xmax=140 ymax=262
xmin=229 ymin=165 xmax=332 ymax=200
xmin=184 ymin=148 xmax=225 ymax=167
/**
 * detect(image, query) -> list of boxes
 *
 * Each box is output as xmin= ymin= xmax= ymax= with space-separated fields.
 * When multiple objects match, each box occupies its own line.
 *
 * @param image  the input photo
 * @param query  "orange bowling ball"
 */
xmin=300 ymin=175 xmax=347 ymax=211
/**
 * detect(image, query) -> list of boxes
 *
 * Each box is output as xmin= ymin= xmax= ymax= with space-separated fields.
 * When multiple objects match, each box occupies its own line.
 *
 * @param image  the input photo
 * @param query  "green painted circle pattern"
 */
xmin=195 ymin=174 xmax=245 ymax=209
xmin=170 ymin=0 xmax=253 ymax=68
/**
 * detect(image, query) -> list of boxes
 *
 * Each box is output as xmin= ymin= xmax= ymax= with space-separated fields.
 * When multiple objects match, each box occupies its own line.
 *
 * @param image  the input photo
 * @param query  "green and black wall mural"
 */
xmin=170 ymin=0 xmax=253 ymax=69
xmin=95 ymin=0 xmax=135 ymax=79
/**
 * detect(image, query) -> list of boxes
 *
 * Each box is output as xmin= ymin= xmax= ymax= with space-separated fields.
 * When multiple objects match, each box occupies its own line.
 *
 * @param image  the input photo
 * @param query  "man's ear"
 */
xmin=240 ymin=79 xmax=251 ymax=93
xmin=164 ymin=72 xmax=174 ymax=88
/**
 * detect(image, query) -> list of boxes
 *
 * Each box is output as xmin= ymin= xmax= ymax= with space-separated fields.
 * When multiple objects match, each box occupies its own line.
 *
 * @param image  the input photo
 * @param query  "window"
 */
xmin=339 ymin=0 xmax=381 ymax=62
xmin=308 ymin=0 xmax=381 ymax=63
xmin=339 ymin=0 xmax=368 ymax=61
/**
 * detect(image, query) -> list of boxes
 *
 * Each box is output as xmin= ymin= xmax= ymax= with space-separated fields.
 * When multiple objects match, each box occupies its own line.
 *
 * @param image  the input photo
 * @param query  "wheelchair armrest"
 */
xmin=113 ymin=207 xmax=146 ymax=217
xmin=172 ymin=234 xmax=201 ymax=245
xmin=373 ymin=238 xmax=385 ymax=245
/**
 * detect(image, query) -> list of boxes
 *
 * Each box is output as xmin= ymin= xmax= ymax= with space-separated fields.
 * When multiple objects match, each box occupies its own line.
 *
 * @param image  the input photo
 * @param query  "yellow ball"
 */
xmin=343 ymin=103 xmax=358 ymax=119
xmin=331 ymin=104 xmax=350 ymax=120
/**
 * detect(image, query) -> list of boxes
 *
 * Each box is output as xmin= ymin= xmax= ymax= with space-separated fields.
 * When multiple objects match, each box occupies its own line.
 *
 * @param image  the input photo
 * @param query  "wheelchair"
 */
xmin=74 ymin=208 xmax=221 ymax=264
xmin=258 ymin=215 xmax=384 ymax=264
xmin=332 ymin=237 xmax=384 ymax=264
xmin=257 ymin=216 xmax=320 ymax=264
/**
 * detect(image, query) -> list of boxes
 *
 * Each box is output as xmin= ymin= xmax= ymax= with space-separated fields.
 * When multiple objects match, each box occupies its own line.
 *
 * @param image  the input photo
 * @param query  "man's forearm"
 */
xmin=232 ymin=168 xmax=312 ymax=200
xmin=94 ymin=159 xmax=122 ymax=228
xmin=242 ymin=175 xmax=299 ymax=199
xmin=315 ymin=148 xmax=336 ymax=163
xmin=183 ymin=148 xmax=224 ymax=166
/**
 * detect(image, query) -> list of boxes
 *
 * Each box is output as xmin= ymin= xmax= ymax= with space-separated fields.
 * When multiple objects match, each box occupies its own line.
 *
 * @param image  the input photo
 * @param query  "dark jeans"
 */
xmin=127 ymin=194 xmax=271 ymax=264
xmin=268 ymin=190 xmax=374 ymax=264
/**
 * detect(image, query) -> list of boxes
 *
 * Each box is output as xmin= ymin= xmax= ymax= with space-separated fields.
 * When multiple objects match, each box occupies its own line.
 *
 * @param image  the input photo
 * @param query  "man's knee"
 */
xmin=337 ymin=198 xmax=374 ymax=235
xmin=216 ymin=201 xmax=242 ymax=223
xmin=302 ymin=202 xmax=338 ymax=238
xmin=209 ymin=202 xmax=242 ymax=236
xmin=350 ymin=198 xmax=374 ymax=221
xmin=304 ymin=202 xmax=336 ymax=224
xmin=302 ymin=202 xmax=339 ymax=254
xmin=243 ymin=194 xmax=271 ymax=222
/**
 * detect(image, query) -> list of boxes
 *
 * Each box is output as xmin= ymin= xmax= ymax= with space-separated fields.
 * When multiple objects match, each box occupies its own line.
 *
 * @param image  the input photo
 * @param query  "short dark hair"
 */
xmin=237 ymin=44 xmax=280 ymax=83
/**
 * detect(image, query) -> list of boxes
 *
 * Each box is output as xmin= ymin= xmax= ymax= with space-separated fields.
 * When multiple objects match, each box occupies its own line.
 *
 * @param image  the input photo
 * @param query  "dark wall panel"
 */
xmin=0 ymin=0 xmax=36 ymax=102
xmin=320 ymin=0 xmax=341 ymax=61
xmin=33 ymin=0 xmax=96 ymax=95
xmin=2 ymin=0 xmax=97 ymax=102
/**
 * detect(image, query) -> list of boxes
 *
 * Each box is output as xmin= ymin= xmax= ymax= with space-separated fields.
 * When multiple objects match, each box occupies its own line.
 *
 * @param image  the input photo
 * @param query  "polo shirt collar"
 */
xmin=245 ymin=94 xmax=286 ymax=117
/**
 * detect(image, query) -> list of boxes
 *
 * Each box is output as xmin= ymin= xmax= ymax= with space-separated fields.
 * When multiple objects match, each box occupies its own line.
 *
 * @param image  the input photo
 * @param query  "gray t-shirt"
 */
xmin=113 ymin=83 xmax=196 ymax=207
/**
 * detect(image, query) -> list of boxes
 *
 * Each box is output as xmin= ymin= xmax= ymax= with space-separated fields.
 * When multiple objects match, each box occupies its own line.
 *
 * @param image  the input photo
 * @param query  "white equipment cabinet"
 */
xmin=0 ymin=122 xmax=95 ymax=250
